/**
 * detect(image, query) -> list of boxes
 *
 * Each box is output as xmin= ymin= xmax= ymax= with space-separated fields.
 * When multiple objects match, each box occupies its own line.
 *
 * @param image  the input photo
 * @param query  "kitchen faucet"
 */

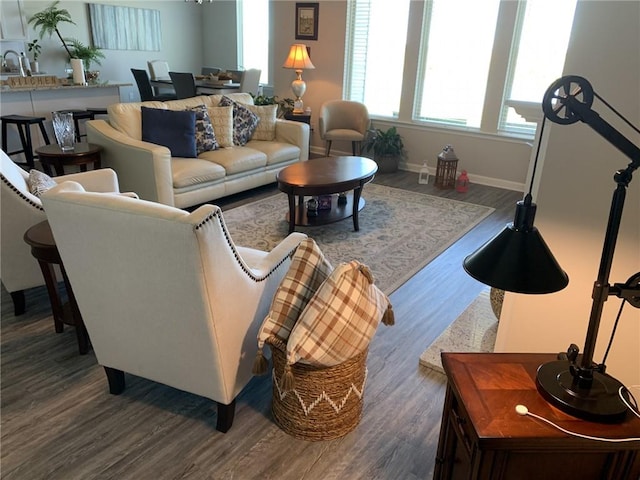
xmin=2 ymin=50 xmax=25 ymax=76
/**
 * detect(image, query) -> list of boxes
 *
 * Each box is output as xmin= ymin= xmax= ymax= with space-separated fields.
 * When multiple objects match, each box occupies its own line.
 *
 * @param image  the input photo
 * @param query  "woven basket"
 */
xmin=267 ymin=338 xmax=368 ymax=441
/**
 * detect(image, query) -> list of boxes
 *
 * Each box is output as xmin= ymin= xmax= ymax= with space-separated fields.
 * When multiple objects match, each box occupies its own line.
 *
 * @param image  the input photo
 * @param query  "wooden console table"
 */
xmin=434 ymin=352 xmax=640 ymax=480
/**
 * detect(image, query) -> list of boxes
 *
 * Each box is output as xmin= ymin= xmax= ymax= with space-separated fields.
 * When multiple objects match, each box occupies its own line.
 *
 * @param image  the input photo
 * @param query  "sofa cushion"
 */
xmin=219 ymin=96 xmax=259 ymax=146
xmin=245 ymin=140 xmax=301 ymax=166
xmin=108 ymin=101 xmax=167 ymax=140
xmin=257 ymin=239 xmax=333 ymax=348
xmin=187 ymin=104 xmax=219 ymax=154
xmin=246 ymin=104 xmax=277 ymax=141
xmin=141 ymin=107 xmax=197 ymax=158
xmin=171 ymin=157 xmax=226 ymax=189
xmin=27 ymin=169 xmax=56 ymax=197
xmin=199 ymin=146 xmax=266 ymax=175
xmin=286 ymin=260 xmax=391 ymax=367
xmin=207 ymin=106 xmax=234 ymax=148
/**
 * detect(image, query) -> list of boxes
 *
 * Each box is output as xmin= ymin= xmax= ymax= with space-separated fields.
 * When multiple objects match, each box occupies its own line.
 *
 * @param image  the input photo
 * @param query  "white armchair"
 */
xmin=0 ymin=150 xmax=123 ymax=315
xmin=41 ymin=181 xmax=306 ymax=432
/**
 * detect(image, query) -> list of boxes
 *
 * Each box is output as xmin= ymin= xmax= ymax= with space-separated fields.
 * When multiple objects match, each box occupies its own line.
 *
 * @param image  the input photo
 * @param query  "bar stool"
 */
xmin=1 ymin=115 xmax=51 ymax=169
xmin=86 ymin=107 xmax=108 ymax=117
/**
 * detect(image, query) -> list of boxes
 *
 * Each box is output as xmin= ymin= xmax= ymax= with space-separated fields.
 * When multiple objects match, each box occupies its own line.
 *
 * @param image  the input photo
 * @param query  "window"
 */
xmin=344 ymin=0 xmax=411 ymax=117
xmin=501 ymin=0 xmax=577 ymax=134
xmin=237 ymin=0 xmax=269 ymax=84
xmin=415 ymin=0 xmax=501 ymax=128
xmin=344 ymin=0 xmax=577 ymax=137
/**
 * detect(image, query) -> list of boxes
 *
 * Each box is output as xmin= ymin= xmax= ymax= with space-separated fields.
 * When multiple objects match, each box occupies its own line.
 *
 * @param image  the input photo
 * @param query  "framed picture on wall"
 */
xmin=295 ymin=3 xmax=319 ymax=41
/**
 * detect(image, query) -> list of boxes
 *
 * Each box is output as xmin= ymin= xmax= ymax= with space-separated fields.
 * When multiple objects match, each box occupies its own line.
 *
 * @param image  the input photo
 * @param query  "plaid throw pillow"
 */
xmin=187 ymin=104 xmax=218 ymax=154
xmin=286 ymin=260 xmax=392 ymax=368
xmin=253 ymin=238 xmax=333 ymax=375
xmin=219 ymin=95 xmax=259 ymax=146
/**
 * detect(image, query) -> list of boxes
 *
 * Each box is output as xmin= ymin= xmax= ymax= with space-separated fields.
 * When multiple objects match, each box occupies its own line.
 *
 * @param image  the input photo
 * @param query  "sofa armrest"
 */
xmin=55 ymin=168 xmax=120 ymax=193
xmin=274 ymin=119 xmax=309 ymax=162
xmin=86 ymin=120 xmax=175 ymax=206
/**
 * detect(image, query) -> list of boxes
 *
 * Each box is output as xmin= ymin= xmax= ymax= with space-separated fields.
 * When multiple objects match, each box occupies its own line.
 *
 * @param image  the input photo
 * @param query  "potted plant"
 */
xmin=249 ymin=94 xmax=295 ymax=118
xmin=27 ymin=40 xmax=41 ymax=73
xmin=362 ymin=126 xmax=407 ymax=173
xmin=28 ymin=1 xmax=75 ymax=59
xmin=64 ymin=38 xmax=105 ymax=83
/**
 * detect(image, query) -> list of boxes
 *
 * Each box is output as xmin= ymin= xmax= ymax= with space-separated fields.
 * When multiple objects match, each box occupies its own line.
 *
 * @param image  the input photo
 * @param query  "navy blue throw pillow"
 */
xmin=141 ymin=107 xmax=197 ymax=158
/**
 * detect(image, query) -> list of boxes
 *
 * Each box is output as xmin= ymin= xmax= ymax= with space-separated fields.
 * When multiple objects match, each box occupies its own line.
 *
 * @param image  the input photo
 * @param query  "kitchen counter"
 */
xmin=1 ymin=81 xmax=131 ymax=92
xmin=1 ymin=81 xmax=130 ymax=161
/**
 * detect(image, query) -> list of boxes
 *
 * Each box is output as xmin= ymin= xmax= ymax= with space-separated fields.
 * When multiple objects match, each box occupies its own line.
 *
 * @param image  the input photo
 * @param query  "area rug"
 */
xmin=419 ymin=288 xmax=498 ymax=374
xmin=222 ymin=183 xmax=494 ymax=294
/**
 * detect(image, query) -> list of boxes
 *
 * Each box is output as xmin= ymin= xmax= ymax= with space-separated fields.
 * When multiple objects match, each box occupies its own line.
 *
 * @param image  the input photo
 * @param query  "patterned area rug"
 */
xmin=222 ymin=183 xmax=495 ymax=294
xmin=419 ymin=289 xmax=498 ymax=373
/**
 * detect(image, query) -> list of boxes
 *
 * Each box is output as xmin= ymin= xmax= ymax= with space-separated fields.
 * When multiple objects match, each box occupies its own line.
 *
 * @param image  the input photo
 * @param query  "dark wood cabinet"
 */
xmin=434 ymin=353 xmax=640 ymax=480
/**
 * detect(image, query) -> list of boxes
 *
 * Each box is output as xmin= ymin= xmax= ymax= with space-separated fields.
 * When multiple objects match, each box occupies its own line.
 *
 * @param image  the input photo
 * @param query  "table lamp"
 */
xmin=463 ymin=75 xmax=640 ymax=423
xmin=283 ymin=44 xmax=315 ymax=114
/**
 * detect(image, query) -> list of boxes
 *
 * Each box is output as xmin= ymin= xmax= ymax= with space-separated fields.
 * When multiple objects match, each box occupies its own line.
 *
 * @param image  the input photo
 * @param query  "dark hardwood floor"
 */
xmin=1 ymin=170 xmax=522 ymax=479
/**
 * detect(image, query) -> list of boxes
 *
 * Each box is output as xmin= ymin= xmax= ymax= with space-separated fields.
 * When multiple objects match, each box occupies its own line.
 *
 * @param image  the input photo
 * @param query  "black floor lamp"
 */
xmin=464 ymin=75 xmax=640 ymax=423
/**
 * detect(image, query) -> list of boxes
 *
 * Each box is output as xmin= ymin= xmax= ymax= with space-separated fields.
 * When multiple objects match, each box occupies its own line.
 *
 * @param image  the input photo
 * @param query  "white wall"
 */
xmin=3 ymin=0 xmax=532 ymax=188
xmin=496 ymin=0 xmax=640 ymax=389
xmin=8 ymin=0 xmax=206 ymax=102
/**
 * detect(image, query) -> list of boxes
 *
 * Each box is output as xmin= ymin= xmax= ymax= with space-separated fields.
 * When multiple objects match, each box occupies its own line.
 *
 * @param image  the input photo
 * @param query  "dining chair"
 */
xmin=239 ymin=69 xmax=261 ymax=96
xmin=147 ymin=60 xmax=171 ymax=81
xmin=169 ymin=71 xmax=198 ymax=100
xmin=201 ymin=66 xmax=221 ymax=76
xmin=131 ymin=69 xmax=177 ymax=102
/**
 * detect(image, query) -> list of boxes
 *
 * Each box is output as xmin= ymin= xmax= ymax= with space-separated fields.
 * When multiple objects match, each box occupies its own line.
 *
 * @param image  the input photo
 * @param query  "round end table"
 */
xmin=36 ymin=143 xmax=102 ymax=176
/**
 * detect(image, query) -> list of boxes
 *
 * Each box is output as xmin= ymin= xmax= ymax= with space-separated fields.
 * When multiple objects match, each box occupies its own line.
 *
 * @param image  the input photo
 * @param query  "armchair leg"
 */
xmin=216 ymin=400 xmax=236 ymax=433
xmin=325 ymin=140 xmax=332 ymax=156
xmin=104 ymin=367 xmax=126 ymax=394
xmin=10 ymin=290 xmax=26 ymax=316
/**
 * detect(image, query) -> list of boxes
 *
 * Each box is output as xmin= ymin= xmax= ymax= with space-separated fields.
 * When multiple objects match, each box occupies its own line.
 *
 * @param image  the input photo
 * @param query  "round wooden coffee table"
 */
xmin=277 ymin=156 xmax=378 ymax=233
xmin=36 ymin=143 xmax=102 ymax=176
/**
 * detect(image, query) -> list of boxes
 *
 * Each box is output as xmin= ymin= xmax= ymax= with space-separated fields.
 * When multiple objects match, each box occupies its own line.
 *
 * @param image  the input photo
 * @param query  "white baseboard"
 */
xmin=309 ymin=147 xmax=525 ymax=193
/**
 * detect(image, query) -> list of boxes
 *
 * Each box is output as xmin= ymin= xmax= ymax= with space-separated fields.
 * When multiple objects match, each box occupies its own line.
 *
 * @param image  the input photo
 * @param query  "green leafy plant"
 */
xmin=363 ymin=126 xmax=406 ymax=159
xmin=249 ymin=94 xmax=295 ymax=118
xmin=27 ymin=40 xmax=42 ymax=62
xmin=63 ymin=38 xmax=105 ymax=70
xmin=28 ymin=1 xmax=75 ymax=59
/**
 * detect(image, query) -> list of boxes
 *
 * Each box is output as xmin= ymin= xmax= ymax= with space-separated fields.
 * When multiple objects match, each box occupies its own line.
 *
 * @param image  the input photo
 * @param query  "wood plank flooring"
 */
xmin=1 ymin=170 xmax=522 ymax=479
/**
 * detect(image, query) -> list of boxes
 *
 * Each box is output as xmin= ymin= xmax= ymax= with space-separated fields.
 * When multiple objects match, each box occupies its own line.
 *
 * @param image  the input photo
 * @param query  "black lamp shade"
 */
xmin=463 ymin=200 xmax=569 ymax=294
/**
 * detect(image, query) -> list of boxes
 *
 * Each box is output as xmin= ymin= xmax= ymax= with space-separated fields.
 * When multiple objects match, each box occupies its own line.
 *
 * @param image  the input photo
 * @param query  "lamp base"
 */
xmin=536 ymin=360 xmax=629 ymax=423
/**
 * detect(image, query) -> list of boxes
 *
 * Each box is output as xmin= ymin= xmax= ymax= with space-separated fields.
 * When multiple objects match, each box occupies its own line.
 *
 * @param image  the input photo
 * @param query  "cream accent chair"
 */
xmin=0 ymin=150 xmax=124 ymax=316
xmin=319 ymin=100 xmax=370 ymax=156
xmin=40 ymin=181 xmax=306 ymax=432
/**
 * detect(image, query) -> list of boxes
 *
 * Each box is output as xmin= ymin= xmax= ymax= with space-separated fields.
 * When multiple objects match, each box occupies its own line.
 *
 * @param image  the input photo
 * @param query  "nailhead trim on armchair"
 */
xmin=1 ymin=174 xmax=44 ymax=211
xmin=195 ymin=209 xmax=297 ymax=283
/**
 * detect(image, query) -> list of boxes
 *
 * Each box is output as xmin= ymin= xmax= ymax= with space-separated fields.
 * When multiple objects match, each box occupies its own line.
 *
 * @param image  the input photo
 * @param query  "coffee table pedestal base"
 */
xmin=286 ymin=193 xmax=365 ymax=232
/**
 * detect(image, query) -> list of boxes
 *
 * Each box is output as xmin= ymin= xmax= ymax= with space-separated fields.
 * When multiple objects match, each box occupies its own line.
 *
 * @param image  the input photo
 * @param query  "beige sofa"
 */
xmin=86 ymin=93 xmax=309 ymax=209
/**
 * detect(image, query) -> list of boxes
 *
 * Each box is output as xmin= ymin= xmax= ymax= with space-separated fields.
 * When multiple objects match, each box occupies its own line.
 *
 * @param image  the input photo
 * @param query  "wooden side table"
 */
xmin=284 ymin=112 xmax=311 ymax=125
xmin=35 ymin=143 xmax=102 ymax=176
xmin=434 ymin=352 xmax=640 ymax=480
xmin=24 ymin=221 xmax=90 ymax=355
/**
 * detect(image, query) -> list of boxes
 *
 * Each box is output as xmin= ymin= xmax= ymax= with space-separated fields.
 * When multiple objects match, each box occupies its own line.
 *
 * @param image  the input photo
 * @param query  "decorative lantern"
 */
xmin=435 ymin=145 xmax=458 ymax=189
xmin=456 ymin=170 xmax=469 ymax=193
xmin=418 ymin=161 xmax=430 ymax=184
